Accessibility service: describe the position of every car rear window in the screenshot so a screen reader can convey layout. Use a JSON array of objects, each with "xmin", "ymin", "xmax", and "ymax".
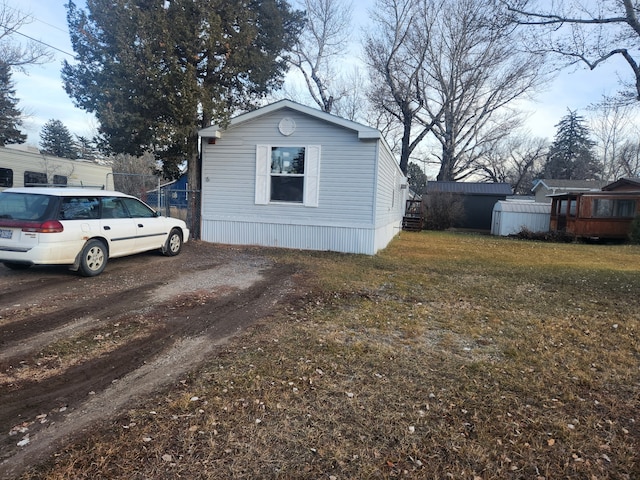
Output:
[{"xmin": 0, "ymin": 192, "xmax": 59, "ymax": 221}]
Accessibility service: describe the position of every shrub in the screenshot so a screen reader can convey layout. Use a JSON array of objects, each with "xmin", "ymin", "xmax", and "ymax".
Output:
[
  {"xmin": 423, "ymin": 192, "xmax": 465, "ymax": 230},
  {"xmin": 511, "ymin": 227, "xmax": 576, "ymax": 243}
]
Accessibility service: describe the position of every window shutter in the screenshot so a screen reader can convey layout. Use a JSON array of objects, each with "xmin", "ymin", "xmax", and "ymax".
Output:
[
  {"xmin": 255, "ymin": 145, "xmax": 270, "ymax": 205},
  {"xmin": 304, "ymin": 145, "xmax": 321, "ymax": 207}
]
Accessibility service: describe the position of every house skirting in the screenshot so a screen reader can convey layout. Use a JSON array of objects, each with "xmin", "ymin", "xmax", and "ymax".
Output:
[{"xmin": 200, "ymin": 219, "xmax": 401, "ymax": 255}]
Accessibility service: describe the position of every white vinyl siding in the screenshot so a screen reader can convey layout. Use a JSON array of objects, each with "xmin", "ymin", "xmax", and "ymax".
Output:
[
  {"xmin": 202, "ymin": 110, "xmax": 375, "ymax": 227},
  {"xmin": 0, "ymin": 146, "xmax": 114, "ymax": 191},
  {"xmin": 200, "ymin": 103, "xmax": 405, "ymax": 255}
]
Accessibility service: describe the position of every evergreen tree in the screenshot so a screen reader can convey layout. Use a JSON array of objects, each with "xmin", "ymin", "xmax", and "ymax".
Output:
[
  {"xmin": 543, "ymin": 110, "xmax": 602, "ymax": 180},
  {"xmin": 0, "ymin": 62, "xmax": 26, "ymax": 146},
  {"xmin": 40, "ymin": 119, "xmax": 78, "ymax": 159},
  {"xmin": 76, "ymin": 135, "xmax": 99, "ymax": 161},
  {"xmin": 407, "ymin": 162, "xmax": 428, "ymax": 195},
  {"xmin": 62, "ymin": 0, "xmax": 304, "ymax": 178}
]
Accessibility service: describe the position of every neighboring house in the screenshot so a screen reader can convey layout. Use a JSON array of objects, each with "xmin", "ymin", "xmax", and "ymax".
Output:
[
  {"xmin": 491, "ymin": 200, "xmax": 551, "ymax": 236},
  {"xmin": 0, "ymin": 145, "xmax": 113, "ymax": 191},
  {"xmin": 146, "ymin": 174, "xmax": 189, "ymax": 211},
  {"xmin": 531, "ymin": 179, "xmax": 607, "ymax": 203},
  {"xmin": 549, "ymin": 190, "xmax": 640, "ymax": 239},
  {"xmin": 602, "ymin": 177, "xmax": 640, "ymax": 192},
  {"xmin": 197, "ymin": 99, "xmax": 407, "ymax": 255},
  {"xmin": 426, "ymin": 181, "xmax": 513, "ymax": 231},
  {"xmin": 546, "ymin": 177, "xmax": 640, "ymax": 239}
]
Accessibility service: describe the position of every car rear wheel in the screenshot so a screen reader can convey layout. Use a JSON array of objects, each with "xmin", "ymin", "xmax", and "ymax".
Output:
[
  {"xmin": 163, "ymin": 228, "xmax": 182, "ymax": 256},
  {"xmin": 79, "ymin": 239, "xmax": 107, "ymax": 276},
  {"xmin": 3, "ymin": 262, "xmax": 31, "ymax": 270}
]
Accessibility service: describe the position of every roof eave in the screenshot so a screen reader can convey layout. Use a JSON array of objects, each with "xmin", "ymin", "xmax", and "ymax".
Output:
[{"xmin": 197, "ymin": 99, "xmax": 381, "ymax": 139}]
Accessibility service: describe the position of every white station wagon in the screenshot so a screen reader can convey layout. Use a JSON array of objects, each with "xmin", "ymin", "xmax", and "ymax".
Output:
[{"xmin": 0, "ymin": 188, "xmax": 190, "ymax": 276}]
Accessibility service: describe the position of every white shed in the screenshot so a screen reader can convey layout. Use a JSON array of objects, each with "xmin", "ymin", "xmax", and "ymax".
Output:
[
  {"xmin": 491, "ymin": 200, "xmax": 551, "ymax": 236},
  {"xmin": 198, "ymin": 99, "xmax": 407, "ymax": 255}
]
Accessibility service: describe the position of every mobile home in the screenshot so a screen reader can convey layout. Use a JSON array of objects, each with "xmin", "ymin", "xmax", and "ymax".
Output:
[
  {"xmin": 549, "ymin": 191, "xmax": 640, "ymax": 239},
  {"xmin": 0, "ymin": 146, "xmax": 113, "ymax": 191},
  {"xmin": 198, "ymin": 99, "xmax": 407, "ymax": 255}
]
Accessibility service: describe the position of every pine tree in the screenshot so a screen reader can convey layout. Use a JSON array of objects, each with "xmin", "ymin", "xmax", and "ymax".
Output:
[
  {"xmin": 40, "ymin": 119, "xmax": 78, "ymax": 159},
  {"xmin": 76, "ymin": 135, "xmax": 99, "ymax": 161},
  {"xmin": 62, "ymin": 0, "xmax": 304, "ymax": 177},
  {"xmin": 407, "ymin": 162, "xmax": 428, "ymax": 195},
  {"xmin": 0, "ymin": 62, "xmax": 26, "ymax": 146},
  {"xmin": 543, "ymin": 110, "xmax": 602, "ymax": 180}
]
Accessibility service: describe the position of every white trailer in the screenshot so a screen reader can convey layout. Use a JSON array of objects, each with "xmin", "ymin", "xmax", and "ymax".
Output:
[{"xmin": 0, "ymin": 146, "xmax": 114, "ymax": 191}]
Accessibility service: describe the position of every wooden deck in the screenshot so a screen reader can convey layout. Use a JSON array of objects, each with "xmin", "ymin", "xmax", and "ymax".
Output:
[{"xmin": 402, "ymin": 200, "xmax": 423, "ymax": 231}]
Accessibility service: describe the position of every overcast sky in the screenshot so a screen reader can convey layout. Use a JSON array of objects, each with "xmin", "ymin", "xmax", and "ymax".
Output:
[{"xmin": 6, "ymin": 0, "xmax": 633, "ymax": 147}]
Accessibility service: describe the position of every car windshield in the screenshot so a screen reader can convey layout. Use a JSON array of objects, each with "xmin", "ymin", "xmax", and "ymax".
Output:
[{"xmin": 0, "ymin": 192, "xmax": 59, "ymax": 221}]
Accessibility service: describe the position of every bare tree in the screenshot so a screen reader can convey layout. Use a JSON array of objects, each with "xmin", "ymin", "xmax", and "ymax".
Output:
[
  {"xmin": 0, "ymin": 1, "xmax": 52, "ymax": 71},
  {"xmin": 364, "ymin": 0, "xmax": 545, "ymax": 178},
  {"xmin": 364, "ymin": 0, "xmax": 442, "ymax": 174},
  {"xmin": 588, "ymin": 97, "xmax": 638, "ymax": 180},
  {"xmin": 417, "ymin": 0, "xmax": 546, "ymax": 181},
  {"xmin": 331, "ymin": 66, "xmax": 370, "ymax": 122},
  {"xmin": 617, "ymin": 139, "xmax": 640, "ymax": 177},
  {"xmin": 475, "ymin": 134, "xmax": 548, "ymax": 194},
  {"xmin": 504, "ymin": 0, "xmax": 640, "ymax": 102},
  {"xmin": 110, "ymin": 152, "xmax": 161, "ymax": 198},
  {"xmin": 289, "ymin": 0, "xmax": 354, "ymax": 114}
]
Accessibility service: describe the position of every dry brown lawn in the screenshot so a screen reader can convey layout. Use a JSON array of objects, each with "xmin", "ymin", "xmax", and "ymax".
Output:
[{"xmin": 20, "ymin": 232, "xmax": 640, "ymax": 479}]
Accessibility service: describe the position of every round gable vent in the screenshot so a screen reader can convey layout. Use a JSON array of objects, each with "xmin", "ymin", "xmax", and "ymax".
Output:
[{"xmin": 278, "ymin": 117, "xmax": 296, "ymax": 136}]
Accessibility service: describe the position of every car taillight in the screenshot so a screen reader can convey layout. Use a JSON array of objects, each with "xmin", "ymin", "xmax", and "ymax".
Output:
[{"xmin": 22, "ymin": 220, "xmax": 64, "ymax": 233}]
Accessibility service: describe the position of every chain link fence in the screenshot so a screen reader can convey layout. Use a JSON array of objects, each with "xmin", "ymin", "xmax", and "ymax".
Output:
[{"xmin": 110, "ymin": 172, "xmax": 200, "ymax": 238}]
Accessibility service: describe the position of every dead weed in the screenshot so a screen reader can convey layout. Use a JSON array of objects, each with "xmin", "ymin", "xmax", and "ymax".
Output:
[{"xmin": 19, "ymin": 232, "xmax": 640, "ymax": 479}]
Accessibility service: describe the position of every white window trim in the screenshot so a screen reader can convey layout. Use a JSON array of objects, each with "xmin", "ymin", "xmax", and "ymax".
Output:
[{"xmin": 255, "ymin": 144, "xmax": 321, "ymax": 207}]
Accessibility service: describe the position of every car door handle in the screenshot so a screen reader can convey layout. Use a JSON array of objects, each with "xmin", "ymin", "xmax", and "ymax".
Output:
[
  {"xmin": 103, "ymin": 226, "xmax": 111, "ymax": 231},
  {"xmin": 138, "ymin": 224, "xmax": 144, "ymax": 228}
]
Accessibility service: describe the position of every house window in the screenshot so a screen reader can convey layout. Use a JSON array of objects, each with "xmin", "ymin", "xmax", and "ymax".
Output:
[
  {"xmin": 24, "ymin": 171, "xmax": 47, "ymax": 186},
  {"xmin": 616, "ymin": 200, "xmax": 636, "ymax": 217},
  {"xmin": 593, "ymin": 198, "xmax": 636, "ymax": 218},
  {"xmin": 255, "ymin": 144, "xmax": 321, "ymax": 207},
  {"xmin": 271, "ymin": 147, "xmax": 305, "ymax": 203},
  {"xmin": 558, "ymin": 199, "xmax": 576, "ymax": 217},
  {"xmin": 594, "ymin": 199, "xmax": 612, "ymax": 217},
  {"xmin": 0, "ymin": 168, "xmax": 13, "ymax": 187}
]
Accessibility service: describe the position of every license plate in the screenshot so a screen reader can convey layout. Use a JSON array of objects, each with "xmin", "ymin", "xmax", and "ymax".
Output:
[{"xmin": 0, "ymin": 229, "xmax": 13, "ymax": 239}]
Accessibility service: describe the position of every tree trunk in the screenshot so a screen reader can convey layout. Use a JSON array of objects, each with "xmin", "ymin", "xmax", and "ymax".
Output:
[
  {"xmin": 187, "ymin": 129, "xmax": 201, "ymax": 240},
  {"xmin": 399, "ymin": 109, "xmax": 413, "ymax": 175}
]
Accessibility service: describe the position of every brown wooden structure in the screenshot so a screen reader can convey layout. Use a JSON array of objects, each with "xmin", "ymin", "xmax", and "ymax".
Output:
[
  {"xmin": 402, "ymin": 199, "xmax": 424, "ymax": 231},
  {"xmin": 549, "ymin": 190, "xmax": 640, "ymax": 239}
]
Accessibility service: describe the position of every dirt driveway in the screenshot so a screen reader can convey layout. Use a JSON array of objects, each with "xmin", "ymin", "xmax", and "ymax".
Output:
[{"xmin": 0, "ymin": 241, "xmax": 297, "ymax": 479}]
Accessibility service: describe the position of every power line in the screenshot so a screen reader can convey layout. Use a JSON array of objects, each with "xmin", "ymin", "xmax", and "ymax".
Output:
[
  {"xmin": 11, "ymin": 29, "xmax": 75, "ymax": 57},
  {"xmin": 4, "ymin": 3, "xmax": 75, "ymax": 57},
  {"xmin": 31, "ymin": 15, "xmax": 69, "ymax": 35}
]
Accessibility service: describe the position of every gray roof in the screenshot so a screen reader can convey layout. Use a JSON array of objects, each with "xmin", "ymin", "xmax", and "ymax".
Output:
[
  {"xmin": 531, "ymin": 179, "xmax": 608, "ymax": 192},
  {"xmin": 602, "ymin": 177, "xmax": 640, "ymax": 190},
  {"xmin": 427, "ymin": 181, "xmax": 513, "ymax": 195}
]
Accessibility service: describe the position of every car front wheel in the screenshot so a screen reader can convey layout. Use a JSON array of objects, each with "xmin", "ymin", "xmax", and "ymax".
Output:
[
  {"xmin": 163, "ymin": 228, "xmax": 182, "ymax": 256},
  {"xmin": 79, "ymin": 239, "xmax": 107, "ymax": 276}
]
